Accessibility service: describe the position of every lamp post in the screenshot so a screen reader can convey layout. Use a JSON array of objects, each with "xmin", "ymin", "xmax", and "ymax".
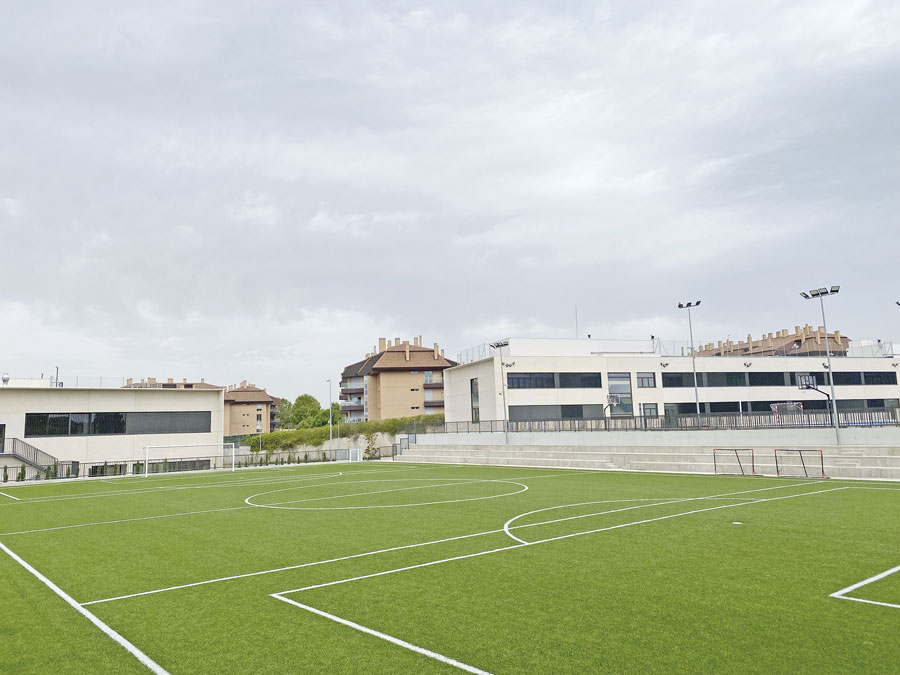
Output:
[
  {"xmin": 677, "ymin": 301, "xmax": 702, "ymax": 429},
  {"xmin": 326, "ymin": 379, "xmax": 333, "ymax": 459},
  {"xmin": 800, "ymin": 287, "xmax": 841, "ymax": 445},
  {"xmin": 499, "ymin": 360, "xmax": 516, "ymax": 444}
]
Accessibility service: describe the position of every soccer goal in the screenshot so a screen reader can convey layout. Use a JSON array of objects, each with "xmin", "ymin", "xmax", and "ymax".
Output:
[
  {"xmin": 713, "ymin": 448, "xmax": 756, "ymax": 476},
  {"xmin": 139, "ymin": 443, "xmax": 236, "ymax": 477},
  {"xmin": 771, "ymin": 401, "xmax": 804, "ymax": 427},
  {"xmin": 774, "ymin": 448, "xmax": 827, "ymax": 478}
]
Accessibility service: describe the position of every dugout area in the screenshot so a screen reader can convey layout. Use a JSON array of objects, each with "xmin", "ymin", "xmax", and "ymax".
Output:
[{"xmin": 1, "ymin": 462, "xmax": 898, "ymax": 674}]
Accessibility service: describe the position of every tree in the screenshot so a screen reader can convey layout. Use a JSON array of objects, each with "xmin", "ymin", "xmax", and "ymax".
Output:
[{"xmin": 293, "ymin": 394, "xmax": 321, "ymax": 426}]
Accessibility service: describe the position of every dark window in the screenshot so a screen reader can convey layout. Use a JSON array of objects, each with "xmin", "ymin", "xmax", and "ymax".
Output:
[
  {"xmin": 748, "ymin": 372, "xmax": 786, "ymax": 387},
  {"xmin": 125, "ymin": 412, "xmax": 209, "ymax": 435},
  {"xmin": 509, "ymin": 405, "xmax": 561, "ymax": 421},
  {"xmin": 48, "ymin": 414, "xmax": 70, "ymax": 436},
  {"xmin": 69, "ymin": 413, "xmax": 91, "ymax": 436},
  {"xmin": 561, "ymin": 405, "xmax": 584, "ymax": 419},
  {"xmin": 608, "ymin": 373, "xmax": 633, "ymax": 415},
  {"xmin": 470, "ymin": 378, "xmax": 479, "ymax": 422},
  {"xmin": 636, "ymin": 373, "xmax": 656, "ymax": 388},
  {"xmin": 676, "ymin": 403, "xmax": 697, "ymax": 414},
  {"xmin": 558, "ymin": 373, "xmax": 602, "ymax": 388},
  {"xmin": 24, "ymin": 413, "xmax": 49, "ymax": 437},
  {"xmin": 867, "ymin": 399, "xmax": 886, "ymax": 409},
  {"xmin": 507, "ymin": 372, "xmax": 556, "ymax": 389},
  {"xmin": 864, "ymin": 372, "xmax": 898, "ymax": 386},
  {"xmin": 837, "ymin": 399, "xmax": 866, "ymax": 411},
  {"xmin": 662, "ymin": 373, "xmax": 695, "ymax": 388},
  {"xmin": 831, "ymin": 372, "xmax": 862, "ymax": 386},
  {"xmin": 708, "ymin": 401, "xmax": 740, "ymax": 413},
  {"xmin": 750, "ymin": 400, "xmax": 777, "ymax": 412},
  {"xmin": 706, "ymin": 372, "xmax": 746, "ymax": 387},
  {"xmin": 91, "ymin": 413, "xmax": 127, "ymax": 435}
]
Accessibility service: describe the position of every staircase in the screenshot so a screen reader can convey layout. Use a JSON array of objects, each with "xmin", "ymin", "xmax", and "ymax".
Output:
[{"xmin": 1, "ymin": 438, "xmax": 59, "ymax": 470}]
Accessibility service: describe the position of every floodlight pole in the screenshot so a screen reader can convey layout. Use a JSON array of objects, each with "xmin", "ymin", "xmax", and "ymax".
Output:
[
  {"xmin": 801, "ymin": 288, "xmax": 841, "ymax": 445},
  {"xmin": 818, "ymin": 295, "xmax": 840, "ymax": 446},
  {"xmin": 500, "ymin": 360, "xmax": 515, "ymax": 444},
  {"xmin": 678, "ymin": 301, "xmax": 702, "ymax": 429}
]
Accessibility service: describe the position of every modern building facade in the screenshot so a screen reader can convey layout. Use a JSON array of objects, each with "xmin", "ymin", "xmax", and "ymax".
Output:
[
  {"xmin": 340, "ymin": 337, "xmax": 457, "ymax": 421},
  {"xmin": 444, "ymin": 338, "xmax": 900, "ymax": 424},
  {"xmin": 0, "ymin": 386, "xmax": 225, "ymax": 468},
  {"xmin": 124, "ymin": 378, "xmax": 280, "ymax": 435}
]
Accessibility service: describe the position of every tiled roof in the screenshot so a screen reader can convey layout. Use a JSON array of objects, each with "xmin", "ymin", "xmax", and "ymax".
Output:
[
  {"xmin": 224, "ymin": 387, "xmax": 279, "ymax": 404},
  {"xmin": 342, "ymin": 344, "xmax": 457, "ymax": 377}
]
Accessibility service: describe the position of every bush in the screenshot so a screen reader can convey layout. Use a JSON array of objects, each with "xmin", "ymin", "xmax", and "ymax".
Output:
[
  {"xmin": 17, "ymin": 463, "xmax": 26, "ymax": 482},
  {"xmin": 2, "ymin": 465, "xmax": 7, "ymax": 483}
]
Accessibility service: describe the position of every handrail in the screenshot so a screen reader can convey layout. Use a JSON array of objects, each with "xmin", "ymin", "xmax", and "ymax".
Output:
[{"xmin": 0, "ymin": 438, "xmax": 59, "ymax": 468}]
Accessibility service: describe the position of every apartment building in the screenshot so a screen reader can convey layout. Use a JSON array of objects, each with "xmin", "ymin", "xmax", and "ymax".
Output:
[
  {"xmin": 695, "ymin": 325, "xmax": 849, "ymax": 357},
  {"xmin": 444, "ymin": 337, "xmax": 900, "ymax": 423},
  {"xmin": 340, "ymin": 337, "xmax": 457, "ymax": 422}
]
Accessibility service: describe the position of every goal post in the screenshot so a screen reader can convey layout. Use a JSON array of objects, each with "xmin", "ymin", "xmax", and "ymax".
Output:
[
  {"xmin": 713, "ymin": 448, "xmax": 756, "ymax": 476},
  {"xmin": 141, "ymin": 443, "xmax": 236, "ymax": 477},
  {"xmin": 774, "ymin": 448, "xmax": 827, "ymax": 478}
]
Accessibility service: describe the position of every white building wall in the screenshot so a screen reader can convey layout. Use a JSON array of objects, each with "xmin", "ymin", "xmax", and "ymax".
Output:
[
  {"xmin": 0, "ymin": 388, "xmax": 224, "ymax": 462},
  {"xmin": 444, "ymin": 352, "xmax": 900, "ymax": 422}
]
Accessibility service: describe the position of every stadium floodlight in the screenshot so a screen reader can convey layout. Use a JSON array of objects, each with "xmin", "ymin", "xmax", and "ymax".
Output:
[
  {"xmin": 500, "ymin": 360, "xmax": 516, "ymax": 444},
  {"xmin": 677, "ymin": 300, "xmax": 702, "ymax": 428},
  {"xmin": 801, "ymin": 286, "xmax": 841, "ymax": 445}
]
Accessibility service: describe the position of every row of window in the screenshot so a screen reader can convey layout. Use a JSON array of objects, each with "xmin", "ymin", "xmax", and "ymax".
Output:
[
  {"xmin": 661, "ymin": 371, "xmax": 898, "ymax": 388},
  {"xmin": 24, "ymin": 411, "xmax": 212, "ymax": 437},
  {"xmin": 509, "ymin": 399, "xmax": 900, "ymax": 421},
  {"xmin": 507, "ymin": 370, "xmax": 898, "ymax": 389}
]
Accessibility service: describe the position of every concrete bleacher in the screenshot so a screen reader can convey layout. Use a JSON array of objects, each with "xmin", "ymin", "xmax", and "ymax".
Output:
[{"xmin": 395, "ymin": 428, "xmax": 900, "ymax": 480}]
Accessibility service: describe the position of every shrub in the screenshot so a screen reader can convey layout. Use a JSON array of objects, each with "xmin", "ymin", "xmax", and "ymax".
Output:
[
  {"xmin": 17, "ymin": 463, "xmax": 26, "ymax": 482},
  {"xmin": 2, "ymin": 465, "xmax": 7, "ymax": 483}
]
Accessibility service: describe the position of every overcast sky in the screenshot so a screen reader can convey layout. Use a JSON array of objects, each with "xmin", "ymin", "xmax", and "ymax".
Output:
[{"xmin": 2, "ymin": 1, "xmax": 899, "ymax": 400}]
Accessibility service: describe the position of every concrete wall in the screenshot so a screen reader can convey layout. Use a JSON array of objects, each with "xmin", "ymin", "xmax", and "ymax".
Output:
[
  {"xmin": 400, "ymin": 427, "xmax": 900, "ymax": 480},
  {"xmin": 0, "ymin": 387, "xmax": 224, "ymax": 462}
]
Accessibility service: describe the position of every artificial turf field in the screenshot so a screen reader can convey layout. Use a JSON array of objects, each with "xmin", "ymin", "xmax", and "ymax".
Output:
[{"xmin": 1, "ymin": 461, "xmax": 898, "ymax": 674}]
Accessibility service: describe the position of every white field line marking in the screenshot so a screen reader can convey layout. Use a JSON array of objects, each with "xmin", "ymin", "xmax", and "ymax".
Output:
[
  {"xmin": 0, "ymin": 465, "xmax": 428, "ymax": 506},
  {"xmin": 0, "ymin": 472, "xmax": 346, "ymax": 505},
  {"xmin": 0, "ymin": 505, "xmax": 253, "ymax": 537},
  {"xmin": 2, "ymin": 473, "xmax": 577, "ymax": 536},
  {"xmin": 0, "ymin": 491, "xmax": 21, "ymax": 501},
  {"xmin": 248, "ymin": 479, "xmax": 529, "ymax": 510},
  {"xmin": 830, "ymin": 564, "xmax": 900, "ymax": 609},
  {"xmin": 271, "ymin": 593, "xmax": 492, "ymax": 675},
  {"xmin": 278, "ymin": 487, "xmax": 846, "ymax": 595},
  {"xmin": 0, "ymin": 540, "xmax": 168, "ymax": 674},
  {"xmin": 497, "ymin": 481, "xmax": 823, "ymax": 544},
  {"xmin": 80, "ymin": 481, "xmax": 822, "ymax": 605}
]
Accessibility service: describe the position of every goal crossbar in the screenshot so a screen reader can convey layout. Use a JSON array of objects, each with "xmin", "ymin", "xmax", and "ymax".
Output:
[
  {"xmin": 774, "ymin": 448, "xmax": 827, "ymax": 478},
  {"xmin": 713, "ymin": 448, "xmax": 756, "ymax": 476}
]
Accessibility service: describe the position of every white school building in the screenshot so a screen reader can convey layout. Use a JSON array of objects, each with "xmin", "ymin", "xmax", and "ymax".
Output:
[
  {"xmin": 0, "ymin": 386, "xmax": 225, "ymax": 473},
  {"xmin": 444, "ymin": 338, "xmax": 900, "ymax": 425}
]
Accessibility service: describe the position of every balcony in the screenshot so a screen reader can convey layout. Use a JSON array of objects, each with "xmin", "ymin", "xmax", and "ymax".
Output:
[
  {"xmin": 341, "ymin": 403, "xmax": 363, "ymax": 412},
  {"xmin": 424, "ymin": 400, "xmax": 444, "ymax": 408},
  {"xmin": 423, "ymin": 382, "xmax": 443, "ymax": 389},
  {"xmin": 341, "ymin": 387, "xmax": 363, "ymax": 396}
]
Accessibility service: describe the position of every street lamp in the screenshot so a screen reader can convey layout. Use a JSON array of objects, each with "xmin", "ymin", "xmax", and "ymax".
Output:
[
  {"xmin": 677, "ymin": 301, "xmax": 702, "ymax": 428},
  {"xmin": 800, "ymin": 286, "xmax": 841, "ymax": 445},
  {"xmin": 326, "ymin": 379, "xmax": 333, "ymax": 459}
]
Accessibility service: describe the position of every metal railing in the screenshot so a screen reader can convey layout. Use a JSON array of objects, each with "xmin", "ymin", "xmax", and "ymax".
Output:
[
  {"xmin": 419, "ymin": 409, "xmax": 900, "ymax": 436},
  {"xmin": 1, "ymin": 438, "xmax": 59, "ymax": 468}
]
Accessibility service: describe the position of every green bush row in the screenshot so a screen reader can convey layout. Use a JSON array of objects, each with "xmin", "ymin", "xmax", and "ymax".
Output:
[{"xmin": 242, "ymin": 414, "xmax": 444, "ymax": 453}]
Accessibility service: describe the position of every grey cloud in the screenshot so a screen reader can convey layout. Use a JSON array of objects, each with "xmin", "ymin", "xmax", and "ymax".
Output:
[{"xmin": 1, "ymin": 1, "xmax": 898, "ymax": 398}]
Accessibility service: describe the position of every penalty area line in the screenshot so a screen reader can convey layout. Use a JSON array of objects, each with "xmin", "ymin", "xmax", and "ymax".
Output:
[
  {"xmin": 271, "ymin": 593, "xmax": 492, "ymax": 675},
  {"xmin": 830, "ymin": 564, "xmax": 900, "ymax": 609},
  {"xmin": 0, "ymin": 540, "xmax": 168, "ymax": 674},
  {"xmin": 0, "ymin": 491, "xmax": 20, "ymax": 501}
]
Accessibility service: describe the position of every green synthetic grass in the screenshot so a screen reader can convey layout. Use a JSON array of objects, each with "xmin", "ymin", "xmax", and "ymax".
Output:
[{"xmin": 0, "ymin": 462, "xmax": 898, "ymax": 674}]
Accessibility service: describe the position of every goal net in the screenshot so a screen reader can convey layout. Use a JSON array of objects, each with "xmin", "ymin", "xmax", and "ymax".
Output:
[
  {"xmin": 138, "ymin": 443, "xmax": 236, "ymax": 477},
  {"xmin": 774, "ymin": 449, "xmax": 827, "ymax": 478},
  {"xmin": 713, "ymin": 448, "xmax": 756, "ymax": 476},
  {"xmin": 771, "ymin": 402, "xmax": 804, "ymax": 426}
]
